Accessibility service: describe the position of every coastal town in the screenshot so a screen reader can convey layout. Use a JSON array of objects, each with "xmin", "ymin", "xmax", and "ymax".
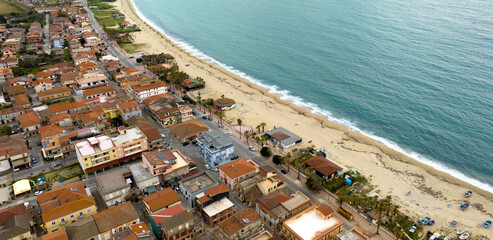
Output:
[{"xmin": 0, "ymin": 0, "xmax": 491, "ymax": 240}]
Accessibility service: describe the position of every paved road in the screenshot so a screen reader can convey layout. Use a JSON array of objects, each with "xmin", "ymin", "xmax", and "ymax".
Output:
[{"xmin": 43, "ymin": 14, "xmax": 51, "ymax": 54}]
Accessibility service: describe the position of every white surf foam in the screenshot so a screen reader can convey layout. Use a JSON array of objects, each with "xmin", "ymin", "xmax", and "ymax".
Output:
[{"xmin": 130, "ymin": 0, "xmax": 493, "ymax": 194}]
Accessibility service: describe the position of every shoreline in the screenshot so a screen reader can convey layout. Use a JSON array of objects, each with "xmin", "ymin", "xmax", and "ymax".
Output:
[{"xmin": 112, "ymin": 0, "xmax": 493, "ymax": 234}]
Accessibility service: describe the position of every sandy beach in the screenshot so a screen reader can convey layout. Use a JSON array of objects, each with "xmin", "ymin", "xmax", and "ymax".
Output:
[{"xmin": 112, "ymin": 0, "xmax": 492, "ymax": 235}]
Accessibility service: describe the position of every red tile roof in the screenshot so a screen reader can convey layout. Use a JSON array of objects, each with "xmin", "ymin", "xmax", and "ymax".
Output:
[
  {"xmin": 151, "ymin": 204, "xmax": 184, "ymax": 224},
  {"xmin": 219, "ymin": 158, "xmax": 257, "ymax": 180},
  {"xmin": 143, "ymin": 188, "xmax": 180, "ymax": 212},
  {"xmin": 18, "ymin": 112, "xmax": 40, "ymax": 128},
  {"xmin": 305, "ymin": 156, "xmax": 343, "ymax": 177}
]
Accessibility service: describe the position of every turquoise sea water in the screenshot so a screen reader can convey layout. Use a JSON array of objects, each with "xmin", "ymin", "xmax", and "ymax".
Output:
[{"xmin": 132, "ymin": 0, "xmax": 493, "ymax": 191}]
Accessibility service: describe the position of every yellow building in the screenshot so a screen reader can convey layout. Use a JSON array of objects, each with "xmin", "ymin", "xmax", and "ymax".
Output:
[
  {"xmin": 38, "ymin": 87, "xmax": 71, "ymax": 102},
  {"xmin": 103, "ymin": 106, "xmax": 120, "ymax": 120},
  {"xmin": 75, "ymin": 136, "xmax": 117, "ymax": 172},
  {"xmin": 257, "ymin": 175, "xmax": 285, "ymax": 195},
  {"xmin": 37, "ymin": 181, "xmax": 97, "ymax": 233}
]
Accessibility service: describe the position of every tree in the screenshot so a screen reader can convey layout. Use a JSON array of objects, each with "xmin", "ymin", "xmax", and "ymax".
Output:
[
  {"xmin": 196, "ymin": 93, "xmax": 202, "ymax": 111},
  {"xmin": 136, "ymin": 58, "xmax": 143, "ymax": 63},
  {"xmin": 305, "ymin": 176, "xmax": 322, "ymax": 191},
  {"xmin": 260, "ymin": 134, "xmax": 269, "ymax": 147},
  {"xmin": 336, "ymin": 197, "xmax": 344, "ymax": 208},
  {"xmin": 260, "ymin": 147, "xmax": 272, "ymax": 158},
  {"xmin": 272, "ymin": 155, "xmax": 283, "ymax": 165},
  {"xmin": 237, "ymin": 119, "xmax": 243, "ymax": 138},
  {"xmin": 284, "ymin": 152, "xmax": 292, "ymax": 172},
  {"xmin": 244, "ymin": 131, "xmax": 250, "ymax": 144},
  {"xmin": 260, "ymin": 122, "xmax": 266, "ymax": 132},
  {"xmin": 215, "ymin": 111, "xmax": 225, "ymax": 125},
  {"xmin": 0, "ymin": 125, "xmax": 11, "ymax": 136},
  {"xmin": 295, "ymin": 160, "xmax": 304, "ymax": 179},
  {"xmin": 305, "ymin": 167, "xmax": 314, "ymax": 178},
  {"xmin": 255, "ymin": 124, "xmax": 261, "ymax": 133}
]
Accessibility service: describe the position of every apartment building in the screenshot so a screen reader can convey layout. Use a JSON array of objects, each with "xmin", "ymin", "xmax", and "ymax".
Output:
[{"xmin": 128, "ymin": 81, "xmax": 168, "ymax": 103}]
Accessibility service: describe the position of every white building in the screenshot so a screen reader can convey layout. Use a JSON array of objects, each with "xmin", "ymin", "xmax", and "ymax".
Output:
[
  {"xmin": 197, "ymin": 131, "xmax": 234, "ymax": 167},
  {"xmin": 128, "ymin": 81, "xmax": 168, "ymax": 103}
]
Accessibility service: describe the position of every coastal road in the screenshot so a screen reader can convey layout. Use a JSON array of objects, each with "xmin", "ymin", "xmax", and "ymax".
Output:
[{"xmin": 43, "ymin": 14, "xmax": 51, "ymax": 54}]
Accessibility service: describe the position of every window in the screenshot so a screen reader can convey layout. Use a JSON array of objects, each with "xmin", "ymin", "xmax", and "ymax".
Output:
[
  {"xmin": 51, "ymin": 221, "xmax": 56, "ymax": 226},
  {"xmin": 70, "ymin": 214, "xmax": 75, "ymax": 219},
  {"xmin": 78, "ymin": 211, "xmax": 84, "ymax": 217},
  {"xmin": 87, "ymin": 208, "xmax": 92, "ymax": 213},
  {"xmin": 60, "ymin": 218, "xmax": 66, "ymax": 224}
]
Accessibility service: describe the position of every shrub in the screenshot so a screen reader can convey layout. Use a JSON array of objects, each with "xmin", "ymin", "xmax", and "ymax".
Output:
[
  {"xmin": 272, "ymin": 155, "xmax": 283, "ymax": 165},
  {"xmin": 260, "ymin": 147, "xmax": 272, "ymax": 158},
  {"xmin": 306, "ymin": 176, "xmax": 323, "ymax": 191}
]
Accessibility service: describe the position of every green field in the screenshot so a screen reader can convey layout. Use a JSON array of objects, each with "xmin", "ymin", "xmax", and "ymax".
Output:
[
  {"xmin": 121, "ymin": 43, "xmax": 148, "ymax": 54},
  {"xmin": 0, "ymin": 0, "xmax": 30, "ymax": 15}
]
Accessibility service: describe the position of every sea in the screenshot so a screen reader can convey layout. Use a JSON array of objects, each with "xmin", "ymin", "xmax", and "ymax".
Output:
[{"xmin": 131, "ymin": 0, "xmax": 493, "ymax": 192}]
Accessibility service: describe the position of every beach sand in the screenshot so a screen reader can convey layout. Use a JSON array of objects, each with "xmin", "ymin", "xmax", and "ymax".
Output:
[{"xmin": 112, "ymin": 0, "xmax": 493, "ymax": 235}]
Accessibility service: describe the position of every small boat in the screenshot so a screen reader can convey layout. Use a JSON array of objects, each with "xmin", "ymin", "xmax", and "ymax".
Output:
[
  {"xmin": 409, "ymin": 226, "xmax": 416, "ymax": 233},
  {"xmin": 484, "ymin": 220, "xmax": 492, "ymax": 228},
  {"xmin": 465, "ymin": 190, "xmax": 472, "ymax": 197},
  {"xmin": 451, "ymin": 221, "xmax": 457, "ymax": 227},
  {"xmin": 457, "ymin": 230, "xmax": 464, "ymax": 235},
  {"xmin": 421, "ymin": 216, "xmax": 431, "ymax": 224},
  {"xmin": 460, "ymin": 203, "xmax": 470, "ymax": 210},
  {"xmin": 428, "ymin": 220, "xmax": 435, "ymax": 225},
  {"xmin": 459, "ymin": 231, "xmax": 470, "ymax": 240}
]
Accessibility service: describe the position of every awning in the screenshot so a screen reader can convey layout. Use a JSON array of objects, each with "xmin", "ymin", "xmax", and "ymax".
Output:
[{"xmin": 13, "ymin": 179, "xmax": 31, "ymax": 195}]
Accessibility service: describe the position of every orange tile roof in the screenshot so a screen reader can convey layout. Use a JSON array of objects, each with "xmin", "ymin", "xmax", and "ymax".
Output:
[
  {"xmin": 37, "ymin": 229, "xmax": 68, "ymax": 240},
  {"xmin": 117, "ymin": 100, "xmax": 140, "ymax": 113},
  {"xmin": 130, "ymin": 81, "xmax": 167, "ymax": 92},
  {"xmin": 33, "ymin": 78, "xmax": 53, "ymax": 86},
  {"xmin": 38, "ymin": 86, "xmax": 71, "ymax": 98},
  {"xmin": 13, "ymin": 94, "xmax": 30, "ymax": 107},
  {"xmin": 168, "ymin": 119, "xmax": 209, "ymax": 140},
  {"xmin": 39, "ymin": 124, "xmax": 63, "ymax": 138},
  {"xmin": 48, "ymin": 101, "xmax": 86, "ymax": 114},
  {"xmin": 129, "ymin": 222, "xmax": 150, "ymax": 235},
  {"xmin": 143, "ymin": 188, "xmax": 180, "ymax": 212},
  {"xmin": 142, "ymin": 93, "xmax": 175, "ymax": 106},
  {"xmin": 35, "ymin": 71, "xmax": 55, "ymax": 79},
  {"xmin": 0, "ymin": 68, "xmax": 13, "ymax": 74},
  {"xmin": 204, "ymin": 184, "xmax": 229, "ymax": 197},
  {"xmin": 18, "ymin": 112, "xmax": 40, "ymax": 128},
  {"xmin": 218, "ymin": 208, "xmax": 261, "ymax": 236},
  {"xmin": 82, "ymin": 85, "xmax": 115, "ymax": 97},
  {"xmin": 219, "ymin": 158, "xmax": 257, "ymax": 180},
  {"xmin": 48, "ymin": 112, "xmax": 70, "ymax": 123},
  {"xmin": 93, "ymin": 202, "xmax": 139, "ymax": 233}
]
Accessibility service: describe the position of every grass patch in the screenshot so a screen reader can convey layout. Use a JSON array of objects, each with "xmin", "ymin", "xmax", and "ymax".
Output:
[
  {"xmin": 0, "ymin": 0, "xmax": 30, "ymax": 15},
  {"xmin": 121, "ymin": 43, "xmax": 147, "ymax": 53},
  {"xmin": 29, "ymin": 163, "xmax": 84, "ymax": 185}
]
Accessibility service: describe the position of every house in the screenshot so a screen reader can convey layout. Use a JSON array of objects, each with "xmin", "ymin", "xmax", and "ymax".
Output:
[
  {"xmin": 0, "ymin": 204, "xmax": 34, "ymax": 240},
  {"xmin": 127, "ymin": 81, "xmax": 168, "ymax": 103},
  {"xmin": 0, "ymin": 57, "xmax": 18, "ymax": 68},
  {"xmin": 281, "ymin": 204, "xmax": 344, "ymax": 240},
  {"xmin": 37, "ymin": 181, "xmax": 97, "ymax": 233},
  {"xmin": 83, "ymin": 85, "xmax": 117, "ymax": 99},
  {"xmin": 35, "ymin": 71, "xmax": 56, "ymax": 81},
  {"xmin": 168, "ymin": 119, "xmax": 209, "ymax": 143},
  {"xmin": 96, "ymin": 167, "xmax": 131, "ymax": 207},
  {"xmin": 142, "ymin": 149, "xmax": 192, "ymax": 182},
  {"xmin": 196, "ymin": 184, "xmax": 230, "ymax": 208},
  {"xmin": 197, "ymin": 130, "xmax": 235, "ymax": 167},
  {"xmin": 117, "ymin": 100, "xmax": 141, "ymax": 120},
  {"xmin": 13, "ymin": 94, "xmax": 31, "ymax": 109},
  {"xmin": 75, "ymin": 75, "xmax": 107, "ymax": 90},
  {"xmin": 143, "ymin": 188, "xmax": 180, "ymax": 215},
  {"xmin": 256, "ymin": 190, "xmax": 311, "ymax": 231},
  {"xmin": 37, "ymin": 229, "xmax": 69, "ymax": 240},
  {"xmin": 60, "ymin": 71, "xmax": 81, "ymax": 86},
  {"xmin": 84, "ymin": 36, "xmax": 104, "ymax": 48},
  {"xmin": 181, "ymin": 78, "xmax": 203, "ymax": 90},
  {"xmin": 33, "ymin": 78, "xmax": 54, "ymax": 93},
  {"xmin": 38, "ymin": 87, "xmax": 71, "ymax": 102},
  {"xmin": 129, "ymin": 222, "xmax": 151, "ymax": 238},
  {"xmin": 0, "ymin": 68, "xmax": 13, "ymax": 83},
  {"xmin": 0, "ymin": 134, "xmax": 30, "ymax": 172},
  {"xmin": 150, "ymin": 205, "xmax": 184, "ymax": 238},
  {"xmin": 257, "ymin": 174, "xmax": 285, "ymax": 196},
  {"xmin": 178, "ymin": 104, "xmax": 193, "ymax": 122},
  {"xmin": 202, "ymin": 197, "xmax": 236, "ymax": 227},
  {"xmin": 159, "ymin": 210, "xmax": 202, "ymax": 240},
  {"xmin": 92, "ymin": 202, "xmax": 141, "ymax": 240},
  {"xmin": 7, "ymin": 76, "xmax": 33, "ymax": 88},
  {"xmin": 216, "ymin": 209, "xmax": 262, "ymax": 240},
  {"xmin": 213, "ymin": 97, "xmax": 236, "ymax": 111},
  {"xmin": 64, "ymin": 215, "xmax": 100, "ymax": 240},
  {"xmin": 265, "ymin": 127, "xmax": 302, "ymax": 148},
  {"xmin": 179, "ymin": 171, "xmax": 218, "ymax": 207},
  {"xmin": 18, "ymin": 112, "xmax": 41, "ymax": 137},
  {"xmin": 127, "ymin": 116, "xmax": 165, "ymax": 150},
  {"xmin": 305, "ymin": 156, "xmax": 343, "ymax": 180},
  {"xmin": 219, "ymin": 158, "xmax": 259, "ymax": 190},
  {"xmin": 0, "ymin": 106, "xmax": 25, "ymax": 126},
  {"xmin": 111, "ymin": 127, "xmax": 148, "ymax": 160},
  {"xmin": 235, "ymin": 174, "xmax": 263, "ymax": 206},
  {"xmin": 129, "ymin": 162, "xmax": 160, "ymax": 191}
]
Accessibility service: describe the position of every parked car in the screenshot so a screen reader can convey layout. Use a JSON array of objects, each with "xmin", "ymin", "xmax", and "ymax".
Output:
[
  {"xmin": 37, "ymin": 142, "xmax": 41, "ymax": 146},
  {"xmin": 175, "ymin": 187, "xmax": 181, "ymax": 192},
  {"xmin": 231, "ymin": 154, "xmax": 239, "ymax": 160},
  {"xmin": 207, "ymin": 116, "xmax": 212, "ymax": 121},
  {"xmin": 281, "ymin": 169, "xmax": 288, "ymax": 174},
  {"xmin": 161, "ymin": 134, "xmax": 166, "ymax": 138},
  {"xmin": 192, "ymin": 140, "xmax": 198, "ymax": 145},
  {"xmin": 53, "ymin": 162, "xmax": 61, "ymax": 167},
  {"xmin": 202, "ymin": 115, "xmax": 208, "ymax": 119},
  {"xmin": 227, "ymin": 131, "xmax": 233, "ymax": 136},
  {"xmin": 34, "ymin": 191, "xmax": 43, "ymax": 196},
  {"xmin": 204, "ymin": 164, "xmax": 211, "ymax": 170},
  {"xmin": 218, "ymin": 124, "xmax": 223, "ymax": 128},
  {"xmin": 249, "ymin": 146, "xmax": 255, "ymax": 151},
  {"xmin": 31, "ymin": 157, "xmax": 37, "ymax": 164},
  {"xmin": 182, "ymin": 142, "xmax": 190, "ymax": 146},
  {"xmin": 213, "ymin": 167, "xmax": 219, "ymax": 172}
]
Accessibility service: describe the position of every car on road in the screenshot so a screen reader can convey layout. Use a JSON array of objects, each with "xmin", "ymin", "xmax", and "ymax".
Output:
[
  {"xmin": 53, "ymin": 162, "xmax": 61, "ymax": 168},
  {"xmin": 182, "ymin": 142, "xmax": 190, "ymax": 146},
  {"xmin": 231, "ymin": 154, "xmax": 239, "ymax": 160},
  {"xmin": 34, "ymin": 191, "xmax": 43, "ymax": 196},
  {"xmin": 227, "ymin": 131, "xmax": 233, "ymax": 136},
  {"xmin": 217, "ymin": 124, "xmax": 223, "ymax": 128},
  {"xmin": 175, "ymin": 187, "xmax": 180, "ymax": 192},
  {"xmin": 207, "ymin": 116, "xmax": 212, "ymax": 121},
  {"xmin": 213, "ymin": 167, "xmax": 219, "ymax": 172},
  {"xmin": 161, "ymin": 134, "xmax": 166, "ymax": 138},
  {"xmin": 192, "ymin": 140, "xmax": 198, "ymax": 145},
  {"xmin": 37, "ymin": 142, "xmax": 41, "ymax": 146},
  {"xmin": 192, "ymin": 111, "xmax": 196, "ymax": 115},
  {"xmin": 248, "ymin": 146, "xmax": 255, "ymax": 151},
  {"xmin": 31, "ymin": 157, "xmax": 37, "ymax": 164},
  {"xmin": 204, "ymin": 164, "xmax": 211, "ymax": 170},
  {"xmin": 202, "ymin": 115, "xmax": 208, "ymax": 119},
  {"xmin": 281, "ymin": 169, "xmax": 288, "ymax": 174}
]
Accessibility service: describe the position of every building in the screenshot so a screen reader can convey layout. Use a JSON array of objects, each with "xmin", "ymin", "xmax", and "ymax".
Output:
[
  {"xmin": 75, "ymin": 135, "xmax": 117, "ymax": 173},
  {"xmin": 128, "ymin": 81, "xmax": 167, "ymax": 103},
  {"xmin": 219, "ymin": 158, "xmax": 259, "ymax": 190},
  {"xmin": 281, "ymin": 204, "xmax": 344, "ymax": 240},
  {"xmin": 197, "ymin": 131, "xmax": 234, "ymax": 167},
  {"xmin": 33, "ymin": 78, "xmax": 53, "ymax": 93},
  {"xmin": 75, "ymin": 75, "xmax": 107, "ymax": 90},
  {"xmin": 202, "ymin": 197, "xmax": 236, "ymax": 227},
  {"xmin": 83, "ymin": 85, "xmax": 117, "ymax": 99},
  {"xmin": 127, "ymin": 116, "xmax": 165, "ymax": 150},
  {"xmin": 265, "ymin": 127, "xmax": 302, "ymax": 148},
  {"xmin": 129, "ymin": 162, "xmax": 160, "ymax": 191},
  {"xmin": 0, "ymin": 68, "xmax": 13, "ymax": 83},
  {"xmin": 38, "ymin": 87, "xmax": 71, "ymax": 102},
  {"xmin": 178, "ymin": 104, "xmax": 193, "ymax": 123},
  {"xmin": 96, "ymin": 167, "xmax": 131, "ymax": 207},
  {"xmin": 117, "ymin": 100, "xmax": 141, "ymax": 120},
  {"xmin": 257, "ymin": 174, "xmax": 285, "ymax": 195},
  {"xmin": 18, "ymin": 112, "xmax": 41, "ymax": 137},
  {"xmin": 179, "ymin": 172, "xmax": 218, "ymax": 207},
  {"xmin": 0, "ymin": 134, "xmax": 30, "ymax": 172},
  {"xmin": 142, "ymin": 149, "xmax": 192, "ymax": 181},
  {"xmin": 13, "ymin": 94, "xmax": 31, "ymax": 109},
  {"xmin": 168, "ymin": 119, "xmax": 209, "ymax": 143},
  {"xmin": 213, "ymin": 97, "xmax": 236, "ymax": 111},
  {"xmin": 37, "ymin": 229, "xmax": 69, "ymax": 240},
  {"xmin": 256, "ymin": 190, "xmax": 311, "ymax": 231},
  {"xmin": 35, "ymin": 71, "xmax": 56, "ymax": 81},
  {"xmin": 0, "ymin": 106, "xmax": 25, "ymax": 126},
  {"xmin": 64, "ymin": 216, "xmax": 100, "ymax": 240},
  {"xmin": 112, "ymin": 127, "xmax": 148, "ymax": 160},
  {"xmin": 216, "ymin": 208, "xmax": 262, "ymax": 240},
  {"xmin": 159, "ymin": 210, "xmax": 200, "ymax": 240},
  {"xmin": 143, "ymin": 188, "xmax": 181, "ymax": 215},
  {"xmin": 196, "ymin": 184, "xmax": 230, "ymax": 208},
  {"xmin": 37, "ymin": 181, "xmax": 97, "ymax": 233},
  {"xmin": 0, "ymin": 204, "xmax": 34, "ymax": 240},
  {"xmin": 305, "ymin": 156, "xmax": 343, "ymax": 180},
  {"xmin": 93, "ymin": 202, "xmax": 141, "ymax": 240}
]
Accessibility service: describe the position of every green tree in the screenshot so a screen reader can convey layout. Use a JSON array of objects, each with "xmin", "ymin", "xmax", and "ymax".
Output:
[
  {"xmin": 272, "ymin": 155, "xmax": 283, "ymax": 165},
  {"xmin": 237, "ymin": 119, "xmax": 243, "ymax": 138},
  {"xmin": 0, "ymin": 125, "xmax": 11, "ymax": 136},
  {"xmin": 255, "ymin": 124, "xmax": 261, "ymax": 133},
  {"xmin": 260, "ymin": 147, "xmax": 272, "ymax": 158},
  {"xmin": 295, "ymin": 160, "xmax": 304, "ymax": 179},
  {"xmin": 305, "ymin": 176, "xmax": 322, "ymax": 191},
  {"xmin": 260, "ymin": 122, "xmax": 266, "ymax": 132},
  {"xmin": 284, "ymin": 152, "xmax": 292, "ymax": 172},
  {"xmin": 215, "ymin": 111, "xmax": 225, "ymax": 125},
  {"xmin": 244, "ymin": 131, "xmax": 250, "ymax": 144}
]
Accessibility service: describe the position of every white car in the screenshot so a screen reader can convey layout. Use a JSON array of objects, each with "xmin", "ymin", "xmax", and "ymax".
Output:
[
  {"xmin": 34, "ymin": 191, "xmax": 43, "ymax": 196},
  {"xmin": 227, "ymin": 131, "xmax": 233, "ymax": 136},
  {"xmin": 161, "ymin": 134, "xmax": 166, "ymax": 138},
  {"xmin": 249, "ymin": 146, "xmax": 255, "ymax": 151},
  {"xmin": 204, "ymin": 164, "xmax": 211, "ymax": 170},
  {"xmin": 213, "ymin": 167, "xmax": 219, "ymax": 172}
]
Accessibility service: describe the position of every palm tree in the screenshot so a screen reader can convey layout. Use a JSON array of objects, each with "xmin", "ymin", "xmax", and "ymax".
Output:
[
  {"xmin": 255, "ymin": 124, "xmax": 261, "ymax": 133},
  {"xmin": 284, "ymin": 152, "xmax": 292, "ymax": 172},
  {"xmin": 215, "ymin": 111, "xmax": 225, "ymax": 125},
  {"xmin": 305, "ymin": 167, "xmax": 314, "ymax": 179},
  {"xmin": 260, "ymin": 134, "xmax": 269, "ymax": 147},
  {"xmin": 337, "ymin": 197, "xmax": 344, "ymax": 209},
  {"xmin": 260, "ymin": 122, "xmax": 266, "ymax": 132},
  {"xmin": 244, "ymin": 131, "xmax": 250, "ymax": 144},
  {"xmin": 295, "ymin": 160, "xmax": 304, "ymax": 179},
  {"xmin": 197, "ymin": 94, "xmax": 202, "ymax": 111},
  {"xmin": 206, "ymin": 105, "xmax": 212, "ymax": 117},
  {"xmin": 237, "ymin": 118, "xmax": 243, "ymax": 138}
]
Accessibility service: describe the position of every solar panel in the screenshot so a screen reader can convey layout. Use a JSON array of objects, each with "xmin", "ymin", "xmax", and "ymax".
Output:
[
  {"xmin": 157, "ymin": 154, "xmax": 165, "ymax": 160},
  {"xmin": 43, "ymin": 140, "xmax": 51, "ymax": 148},
  {"xmin": 242, "ymin": 218, "xmax": 250, "ymax": 223}
]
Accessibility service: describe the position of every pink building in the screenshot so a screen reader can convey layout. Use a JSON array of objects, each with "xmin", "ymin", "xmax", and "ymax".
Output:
[
  {"xmin": 219, "ymin": 159, "xmax": 259, "ymax": 190},
  {"xmin": 142, "ymin": 149, "xmax": 193, "ymax": 181},
  {"xmin": 112, "ymin": 127, "xmax": 148, "ymax": 159}
]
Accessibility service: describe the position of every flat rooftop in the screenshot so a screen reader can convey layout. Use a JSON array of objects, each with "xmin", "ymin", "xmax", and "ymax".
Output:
[
  {"xmin": 75, "ymin": 135, "xmax": 114, "ymax": 157},
  {"xmin": 203, "ymin": 197, "xmax": 235, "ymax": 217},
  {"xmin": 129, "ymin": 162, "xmax": 157, "ymax": 183},
  {"xmin": 111, "ymin": 127, "xmax": 146, "ymax": 145},
  {"xmin": 181, "ymin": 172, "xmax": 216, "ymax": 194},
  {"xmin": 97, "ymin": 167, "xmax": 130, "ymax": 194},
  {"xmin": 281, "ymin": 191, "xmax": 311, "ymax": 212},
  {"xmin": 284, "ymin": 205, "xmax": 343, "ymax": 240}
]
